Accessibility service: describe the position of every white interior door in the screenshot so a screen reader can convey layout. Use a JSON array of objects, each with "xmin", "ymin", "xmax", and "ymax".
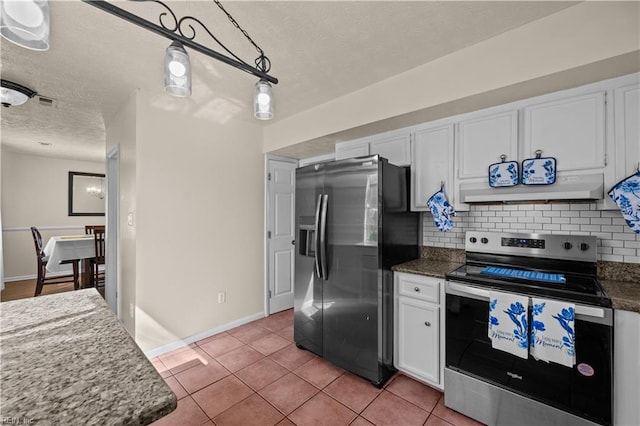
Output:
[{"xmin": 267, "ymin": 159, "xmax": 296, "ymax": 314}]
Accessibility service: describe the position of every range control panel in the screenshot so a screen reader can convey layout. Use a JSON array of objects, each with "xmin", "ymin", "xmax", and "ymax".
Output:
[
  {"xmin": 502, "ymin": 237, "xmax": 545, "ymax": 249},
  {"xmin": 465, "ymin": 231, "xmax": 597, "ymax": 263}
]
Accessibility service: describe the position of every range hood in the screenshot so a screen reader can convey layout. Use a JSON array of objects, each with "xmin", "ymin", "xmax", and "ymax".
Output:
[{"xmin": 460, "ymin": 173, "xmax": 604, "ymax": 203}]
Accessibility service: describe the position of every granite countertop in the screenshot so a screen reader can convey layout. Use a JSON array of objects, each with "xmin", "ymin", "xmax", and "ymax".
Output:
[
  {"xmin": 392, "ymin": 257, "xmax": 462, "ymax": 279},
  {"xmin": 0, "ymin": 289, "xmax": 176, "ymax": 425},
  {"xmin": 392, "ymin": 256, "xmax": 640, "ymax": 314},
  {"xmin": 600, "ymin": 280, "xmax": 640, "ymax": 313}
]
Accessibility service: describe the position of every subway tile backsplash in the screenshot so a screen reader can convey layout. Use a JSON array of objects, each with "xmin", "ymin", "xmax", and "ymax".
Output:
[{"xmin": 422, "ymin": 203, "xmax": 640, "ymax": 263}]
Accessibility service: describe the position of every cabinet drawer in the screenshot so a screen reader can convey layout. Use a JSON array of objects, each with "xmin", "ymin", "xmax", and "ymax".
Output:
[{"xmin": 398, "ymin": 273, "xmax": 440, "ymax": 303}]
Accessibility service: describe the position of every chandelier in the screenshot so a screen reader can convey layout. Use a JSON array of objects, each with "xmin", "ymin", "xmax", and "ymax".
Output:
[
  {"xmin": 82, "ymin": 0, "xmax": 278, "ymax": 120},
  {"xmin": 86, "ymin": 185, "xmax": 105, "ymax": 199}
]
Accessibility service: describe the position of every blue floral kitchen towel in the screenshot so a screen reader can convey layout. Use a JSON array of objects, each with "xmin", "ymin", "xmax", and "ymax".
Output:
[
  {"xmin": 427, "ymin": 188, "xmax": 455, "ymax": 232},
  {"xmin": 530, "ymin": 298, "xmax": 576, "ymax": 367},
  {"xmin": 488, "ymin": 290, "xmax": 529, "ymax": 359},
  {"xmin": 608, "ymin": 172, "xmax": 640, "ymax": 233}
]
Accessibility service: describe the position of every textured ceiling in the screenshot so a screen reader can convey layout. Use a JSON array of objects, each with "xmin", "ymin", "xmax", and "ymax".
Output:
[{"xmin": 0, "ymin": 1, "xmax": 577, "ymax": 161}]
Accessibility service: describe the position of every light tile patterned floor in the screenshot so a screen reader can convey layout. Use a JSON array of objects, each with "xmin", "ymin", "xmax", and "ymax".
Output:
[{"xmin": 150, "ymin": 309, "xmax": 483, "ymax": 426}]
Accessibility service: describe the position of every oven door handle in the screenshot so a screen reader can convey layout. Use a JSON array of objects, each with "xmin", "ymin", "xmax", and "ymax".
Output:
[
  {"xmin": 446, "ymin": 281, "xmax": 611, "ymax": 323},
  {"xmin": 446, "ymin": 282, "xmax": 490, "ymax": 300}
]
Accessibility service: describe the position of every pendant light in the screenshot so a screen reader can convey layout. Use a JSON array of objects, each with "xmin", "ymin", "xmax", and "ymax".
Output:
[
  {"xmin": 0, "ymin": 79, "xmax": 36, "ymax": 107},
  {"xmin": 0, "ymin": 0, "xmax": 50, "ymax": 51},
  {"xmin": 164, "ymin": 41, "xmax": 191, "ymax": 97},
  {"xmin": 254, "ymin": 79, "xmax": 273, "ymax": 120},
  {"xmin": 83, "ymin": 0, "xmax": 278, "ymax": 119}
]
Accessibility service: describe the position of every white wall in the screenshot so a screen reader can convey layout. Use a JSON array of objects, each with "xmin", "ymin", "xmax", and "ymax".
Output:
[
  {"xmin": 264, "ymin": 2, "xmax": 640, "ymax": 153},
  {"xmin": 107, "ymin": 90, "xmax": 265, "ymax": 352},
  {"xmin": 1, "ymin": 150, "xmax": 105, "ymax": 280},
  {"xmin": 104, "ymin": 91, "xmax": 138, "ymax": 336}
]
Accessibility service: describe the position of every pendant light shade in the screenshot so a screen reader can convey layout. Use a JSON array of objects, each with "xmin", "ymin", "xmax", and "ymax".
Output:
[
  {"xmin": 0, "ymin": 0, "xmax": 50, "ymax": 51},
  {"xmin": 164, "ymin": 41, "xmax": 191, "ymax": 97},
  {"xmin": 254, "ymin": 79, "xmax": 273, "ymax": 120}
]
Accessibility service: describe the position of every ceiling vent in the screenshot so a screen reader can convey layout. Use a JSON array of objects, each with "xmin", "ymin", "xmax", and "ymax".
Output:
[{"xmin": 37, "ymin": 96, "xmax": 56, "ymax": 108}]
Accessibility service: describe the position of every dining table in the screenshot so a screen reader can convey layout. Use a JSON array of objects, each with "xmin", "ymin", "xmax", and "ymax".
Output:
[{"xmin": 43, "ymin": 235, "xmax": 96, "ymax": 287}]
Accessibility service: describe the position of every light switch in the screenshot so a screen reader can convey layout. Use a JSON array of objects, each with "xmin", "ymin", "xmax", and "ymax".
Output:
[{"xmin": 127, "ymin": 212, "xmax": 134, "ymax": 226}]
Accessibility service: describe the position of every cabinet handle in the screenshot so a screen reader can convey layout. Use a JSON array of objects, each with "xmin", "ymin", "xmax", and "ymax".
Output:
[
  {"xmin": 424, "ymin": 321, "xmax": 431, "ymax": 327},
  {"xmin": 414, "ymin": 287, "xmax": 420, "ymax": 292}
]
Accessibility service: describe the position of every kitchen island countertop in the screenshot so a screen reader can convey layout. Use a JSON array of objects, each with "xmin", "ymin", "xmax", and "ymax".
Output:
[
  {"xmin": 0, "ymin": 289, "xmax": 176, "ymax": 425},
  {"xmin": 393, "ymin": 258, "xmax": 640, "ymax": 314}
]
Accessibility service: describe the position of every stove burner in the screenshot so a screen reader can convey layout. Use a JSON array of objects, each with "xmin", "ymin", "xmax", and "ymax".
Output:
[{"xmin": 480, "ymin": 266, "xmax": 566, "ymax": 284}]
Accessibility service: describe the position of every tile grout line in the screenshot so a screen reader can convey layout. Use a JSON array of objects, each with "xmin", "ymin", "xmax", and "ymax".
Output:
[{"xmin": 153, "ymin": 310, "xmax": 473, "ymax": 426}]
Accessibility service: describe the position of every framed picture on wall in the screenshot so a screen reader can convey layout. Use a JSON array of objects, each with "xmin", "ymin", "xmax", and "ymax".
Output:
[{"xmin": 68, "ymin": 171, "xmax": 106, "ymax": 216}]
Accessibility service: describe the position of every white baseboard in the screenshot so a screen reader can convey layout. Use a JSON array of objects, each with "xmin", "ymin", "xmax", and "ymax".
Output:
[
  {"xmin": 143, "ymin": 311, "xmax": 266, "ymax": 359},
  {"xmin": 4, "ymin": 270, "xmax": 74, "ymax": 283},
  {"xmin": 4, "ymin": 274, "xmax": 37, "ymax": 283}
]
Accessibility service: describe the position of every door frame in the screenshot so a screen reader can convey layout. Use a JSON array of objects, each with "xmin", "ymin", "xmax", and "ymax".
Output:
[
  {"xmin": 264, "ymin": 154, "xmax": 298, "ymax": 317},
  {"xmin": 106, "ymin": 145, "xmax": 120, "ymax": 317}
]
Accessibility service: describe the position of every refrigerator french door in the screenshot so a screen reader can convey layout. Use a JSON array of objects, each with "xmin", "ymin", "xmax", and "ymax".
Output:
[{"xmin": 294, "ymin": 155, "xmax": 419, "ymax": 386}]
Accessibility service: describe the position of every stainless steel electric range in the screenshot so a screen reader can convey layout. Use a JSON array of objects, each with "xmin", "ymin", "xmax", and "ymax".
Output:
[{"xmin": 445, "ymin": 231, "xmax": 613, "ymax": 426}]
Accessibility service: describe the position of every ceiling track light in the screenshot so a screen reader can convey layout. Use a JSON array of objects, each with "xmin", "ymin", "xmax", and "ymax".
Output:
[
  {"xmin": 0, "ymin": 0, "xmax": 50, "ymax": 51},
  {"xmin": 81, "ymin": 0, "xmax": 277, "ymax": 120},
  {"xmin": 0, "ymin": 79, "xmax": 37, "ymax": 107}
]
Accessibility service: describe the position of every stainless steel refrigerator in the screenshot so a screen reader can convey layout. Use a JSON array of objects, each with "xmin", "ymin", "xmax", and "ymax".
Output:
[{"xmin": 294, "ymin": 155, "xmax": 419, "ymax": 386}]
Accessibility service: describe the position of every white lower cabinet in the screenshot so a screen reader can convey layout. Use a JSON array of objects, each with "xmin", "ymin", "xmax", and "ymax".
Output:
[
  {"xmin": 614, "ymin": 309, "xmax": 640, "ymax": 426},
  {"xmin": 394, "ymin": 272, "xmax": 444, "ymax": 389}
]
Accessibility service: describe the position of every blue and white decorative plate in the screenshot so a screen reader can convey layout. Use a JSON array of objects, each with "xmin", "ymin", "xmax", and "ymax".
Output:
[
  {"xmin": 522, "ymin": 156, "xmax": 557, "ymax": 185},
  {"xmin": 608, "ymin": 172, "xmax": 640, "ymax": 234},
  {"xmin": 488, "ymin": 161, "xmax": 519, "ymax": 187}
]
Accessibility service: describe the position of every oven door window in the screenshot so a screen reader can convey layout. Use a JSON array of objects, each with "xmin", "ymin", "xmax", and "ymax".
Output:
[{"xmin": 445, "ymin": 293, "xmax": 612, "ymax": 426}]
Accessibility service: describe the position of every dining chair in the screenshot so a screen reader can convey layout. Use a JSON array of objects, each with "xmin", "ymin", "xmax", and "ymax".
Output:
[
  {"xmin": 30, "ymin": 227, "xmax": 80, "ymax": 297},
  {"xmin": 85, "ymin": 225, "xmax": 105, "ymax": 235},
  {"xmin": 90, "ymin": 227, "xmax": 106, "ymax": 292}
]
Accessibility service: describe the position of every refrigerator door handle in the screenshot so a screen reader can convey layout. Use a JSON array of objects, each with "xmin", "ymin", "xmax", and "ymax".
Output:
[
  {"xmin": 320, "ymin": 194, "xmax": 329, "ymax": 280},
  {"xmin": 314, "ymin": 194, "xmax": 323, "ymax": 279}
]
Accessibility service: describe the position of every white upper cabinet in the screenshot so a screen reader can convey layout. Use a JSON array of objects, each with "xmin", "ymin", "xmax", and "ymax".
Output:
[
  {"xmin": 335, "ymin": 130, "xmax": 411, "ymax": 166},
  {"xmin": 369, "ymin": 131, "xmax": 411, "ymax": 166},
  {"xmin": 523, "ymin": 91, "xmax": 606, "ymax": 171},
  {"xmin": 335, "ymin": 138, "xmax": 369, "ymax": 160},
  {"xmin": 411, "ymin": 123, "xmax": 454, "ymax": 211},
  {"xmin": 614, "ymin": 83, "xmax": 640, "ymax": 178},
  {"xmin": 457, "ymin": 110, "xmax": 519, "ymax": 179}
]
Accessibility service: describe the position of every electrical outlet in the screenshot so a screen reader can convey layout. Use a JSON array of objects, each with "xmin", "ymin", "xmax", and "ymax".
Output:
[
  {"xmin": 217, "ymin": 292, "xmax": 226, "ymax": 304},
  {"xmin": 129, "ymin": 303, "xmax": 134, "ymax": 318}
]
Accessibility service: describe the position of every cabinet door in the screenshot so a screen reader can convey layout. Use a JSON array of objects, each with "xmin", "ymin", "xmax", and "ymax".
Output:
[
  {"xmin": 397, "ymin": 297, "xmax": 440, "ymax": 385},
  {"xmin": 411, "ymin": 124, "xmax": 454, "ymax": 211},
  {"xmin": 335, "ymin": 140, "xmax": 369, "ymax": 160},
  {"xmin": 615, "ymin": 83, "xmax": 640, "ymax": 177},
  {"xmin": 457, "ymin": 110, "xmax": 518, "ymax": 179},
  {"xmin": 614, "ymin": 310, "xmax": 640, "ymax": 426},
  {"xmin": 369, "ymin": 132, "xmax": 411, "ymax": 166},
  {"xmin": 523, "ymin": 92, "xmax": 606, "ymax": 171}
]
